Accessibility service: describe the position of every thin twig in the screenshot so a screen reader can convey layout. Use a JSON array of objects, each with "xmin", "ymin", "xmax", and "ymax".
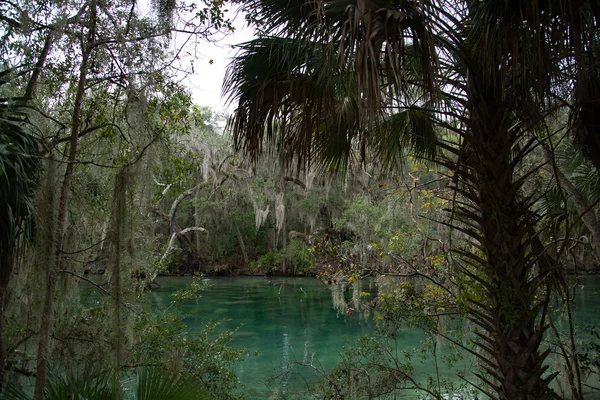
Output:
[{"xmin": 58, "ymin": 270, "xmax": 138, "ymax": 313}]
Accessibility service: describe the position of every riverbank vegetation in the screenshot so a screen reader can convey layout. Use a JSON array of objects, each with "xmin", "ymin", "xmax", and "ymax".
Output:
[{"xmin": 1, "ymin": 0, "xmax": 600, "ymax": 398}]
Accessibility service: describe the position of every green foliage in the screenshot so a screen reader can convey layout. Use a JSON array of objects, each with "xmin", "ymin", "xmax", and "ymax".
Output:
[
  {"xmin": 315, "ymin": 335, "xmax": 414, "ymax": 399},
  {"xmin": 538, "ymin": 138, "xmax": 600, "ymax": 238},
  {"xmin": 45, "ymin": 369, "xmax": 120, "ymax": 400},
  {"xmin": 156, "ymin": 153, "xmax": 201, "ymax": 197},
  {"xmin": 0, "ymin": 381, "xmax": 30, "ymax": 400},
  {"xmin": 335, "ymin": 195, "xmax": 383, "ymax": 239},
  {"xmin": 0, "ymin": 369, "xmax": 119, "ymax": 400},
  {"xmin": 134, "ymin": 367, "xmax": 211, "ymax": 400},
  {"xmin": 133, "ymin": 306, "xmax": 245, "ymax": 398},
  {"xmin": 1, "ymin": 367, "xmax": 213, "ymax": 400},
  {"xmin": 256, "ymin": 251, "xmax": 283, "ymax": 273},
  {"xmin": 296, "ymin": 191, "xmax": 323, "ymax": 216},
  {"xmin": 577, "ymin": 324, "xmax": 600, "ymax": 379},
  {"xmin": 374, "ymin": 280, "xmax": 438, "ymax": 334},
  {"xmin": 282, "ymin": 240, "xmax": 316, "ymax": 274},
  {"xmin": 0, "ymin": 72, "xmax": 39, "ymax": 259},
  {"xmin": 252, "ymin": 241, "xmax": 316, "ymax": 275},
  {"xmin": 171, "ymin": 275, "xmax": 206, "ymax": 303}
]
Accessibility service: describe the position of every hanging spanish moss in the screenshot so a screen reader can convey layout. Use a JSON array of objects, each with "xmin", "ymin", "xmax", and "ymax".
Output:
[
  {"xmin": 304, "ymin": 170, "xmax": 316, "ymax": 191},
  {"xmin": 330, "ymin": 274, "xmax": 348, "ymax": 316},
  {"xmin": 275, "ymin": 192, "xmax": 285, "ymax": 234},
  {"xmin": 255, "ymin": 205, "xmax": 269, "ymax": 232},
  {"xmin": 11, "ymin": 156, "xmax": 58, "ymax": 328},
  {"xmin": 151, "ymin": 0, "xmax": 176, "ymax": 30},
  {"xmin": 107, "ymin": 165, "xmax": 131, "ymax": 397}
]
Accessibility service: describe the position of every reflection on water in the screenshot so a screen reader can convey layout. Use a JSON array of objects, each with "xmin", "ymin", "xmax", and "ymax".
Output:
[
  {"xmin": 149, "ymin": 276, "xmax": 600, "ymax": 399},
  {"xmin": 150, "ymin": 277, "xmax": 376, "ymax": 398}
]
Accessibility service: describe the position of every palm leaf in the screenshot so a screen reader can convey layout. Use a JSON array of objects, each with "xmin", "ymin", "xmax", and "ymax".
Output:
[
  {"xmin": 554, "ymin": 138, "xmax": 600, "ymax": 205},
  {"xmin": 0, "ymin": 114, "xmax": 38, "ymax": 216},
  {"xmin": 464, "ymin": 1, "xmax": 600, "ymax": 170},
  {"xmin": 240, "ymin": 0, "xmax": 322, "ymax": 37},
  {"xmin": 135, "ymin": 367, "xmax": 212, "ymax": 400},
  {"xmin": 0, "ymin": 381, "xmax": 31, "ymax": 400},
  {"xmin": 555, "ymin": 139, "xmax": 586, "ymax": 174},
  {"xmin": 225, "ymin": 0, "xmax": 438, "ymax": 172},
  {"xmin": 0, "ymin": 71, "xmax": 39, "ymax": 280},
  {"xmin": 45, "ymin": 369, "xmax": 119, "ymax": 400},
  {"xmin": 370, "ymin": 106, "xmax": 438, "ymax": 171},
  {"xmin": 571, "ymin": 161, "xmax": 600, "ymax": 205},
  {"xmin": 225, "ymin": 36, "xmax": 343, "ymax": 167}
]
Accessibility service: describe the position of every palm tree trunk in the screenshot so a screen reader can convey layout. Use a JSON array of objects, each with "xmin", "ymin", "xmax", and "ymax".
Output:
[
  {"xmin": 456, "ymin": 78, "xmax": 555, "ymax": 400},
  {"xmin": 33, "ymin": 2, "xmax": 96, "ymax": 398}
]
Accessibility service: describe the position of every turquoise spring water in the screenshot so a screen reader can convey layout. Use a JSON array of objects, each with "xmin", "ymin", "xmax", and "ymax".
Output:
[{"xmin": 146, "ymin": 276, "xmax": 600, "ymax": 399}]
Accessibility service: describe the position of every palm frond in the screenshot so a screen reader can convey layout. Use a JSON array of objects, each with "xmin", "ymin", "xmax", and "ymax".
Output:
[
  {"xmin": 0, "ymin": 73, "xmax": 39, "ymax": 277},
  {"xmin": 0, "ymin": 381, "xmax": 30, "ymax": 400},
  {"xmin": 538, "ymin": 184, "xmax": 574, "ymax": 225},
  {"xmin": 224, "ymin": 0, "xmax": 439, "ymax": 171},
  {"xmin": 45, "ymin": 369, "xmax": 119, "ymax": 400},
  {"xmin": 554, "ymin": 138, "xmax": 600, "ymax": 205},
  {"xmin": 135, "ymin": 367, "xmax": 212, "ymax": 400},
  {"xmin": 0, "ymin": 114, "xmax": 38, "ymax": 216},
  {"xmin": 239, "ymin": 0, "xmax": 322, "ymax": 37},
  {"xmin": 555, "ymin": 138, "xmax": 585, "ymax": 174},
  {"xmin": 225, "ymin": 36, "xmax": 341, "ymax": 166},
  {"xmin": 571, "ymin": 161, "xmax": 600, "ymax": 205},
  {"xmin": 369, "ymin": 106, "xmax": 438, "ymax": 172},
  {"xmin": 336, "ymin": 0, "xmax": 438, "ymax": 111},
  {"xmin": 464, "ymin": 1, "xmax": 600, "ymax": 169}
]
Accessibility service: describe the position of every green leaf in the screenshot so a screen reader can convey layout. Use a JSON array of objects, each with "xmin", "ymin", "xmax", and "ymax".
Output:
[{"xmin": 135, "ymin": 367, "xmax": 212, "ymax": 400}]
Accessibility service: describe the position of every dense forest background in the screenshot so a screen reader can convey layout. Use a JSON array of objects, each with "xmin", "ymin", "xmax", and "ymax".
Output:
[{"xmin": 1, "ymin": 0, "xmax": 600, "ymax": 399}]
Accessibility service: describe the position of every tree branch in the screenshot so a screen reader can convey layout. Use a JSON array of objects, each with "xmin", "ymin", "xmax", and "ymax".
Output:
[
  {"xmin": 284, "ymin": 176, "xmax": 306, "ymax": 190},
  {"xmin": 159, "ymin": 227, "xmax": 207, "ymax": 265}
]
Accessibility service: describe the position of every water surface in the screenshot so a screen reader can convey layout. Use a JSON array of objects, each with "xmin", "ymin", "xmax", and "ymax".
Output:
[
  {"xmin": 148, "ymin": 276, "xmax": 600, "ymax": 399},
  {"xmin": 149, "ymin": 277, "xmax": 382, "ymax": 398}
]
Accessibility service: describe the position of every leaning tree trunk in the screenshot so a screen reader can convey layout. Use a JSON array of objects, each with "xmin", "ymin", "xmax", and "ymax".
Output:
[
  {"xmin": 452, "ymin": 77, "xmax": 556, "ymax": 400},
  {"xmin": 33, "ymin": 2, "xmax": 97, "ymax": 398}
]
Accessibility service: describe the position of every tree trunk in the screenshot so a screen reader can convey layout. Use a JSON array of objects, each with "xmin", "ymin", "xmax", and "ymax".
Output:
[
  {"xmin": 165, "ymin": 182, "xmax": 207, "ymax": 262},
  {"xmin": 0, "ymin": 241, "xmax": 13, "ymax": 393},
  {"xmin": 21, "ymin": 29, "xmax": 55, "ymax": 104},
  {"xmin": 195, "ymin": 189, "xmax": 203, "ymax": 251},
  {"xmin": 110, "ymin": 168, "xmax": 127, "ymax": 400},
  {"xmin": 33, "ymin": 2, "xmax": 97, "ymax": 398},
  {"xmin": 156, "ymin": 182, "xmax": 208, "ymax": 276},
  {"xmin": 235, "ymin": 224, "xmax": 249, "ymax": 267},
  {"xmin": 454, "ymin": 77, "xmax": 555, "ymax": 400}
]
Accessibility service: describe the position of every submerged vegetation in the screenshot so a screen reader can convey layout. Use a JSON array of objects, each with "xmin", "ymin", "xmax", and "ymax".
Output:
[{"xmin": 0, "ymin": 0, "xmax": 600, "ymax": 398}]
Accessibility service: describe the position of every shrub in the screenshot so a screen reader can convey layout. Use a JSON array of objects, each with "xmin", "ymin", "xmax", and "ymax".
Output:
[
  {"xmin": 257, "ymin": 251, "xmax": 283, "ymax": 273},
  {"xmin": 283, "ymin": 240, "xmax": 315, "ymax": 274}
]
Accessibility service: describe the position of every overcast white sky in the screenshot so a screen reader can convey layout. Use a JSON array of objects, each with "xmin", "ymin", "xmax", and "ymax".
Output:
[{"xmin": 176, "ymin": 14, "xmax": 255, "ymax": 113}]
